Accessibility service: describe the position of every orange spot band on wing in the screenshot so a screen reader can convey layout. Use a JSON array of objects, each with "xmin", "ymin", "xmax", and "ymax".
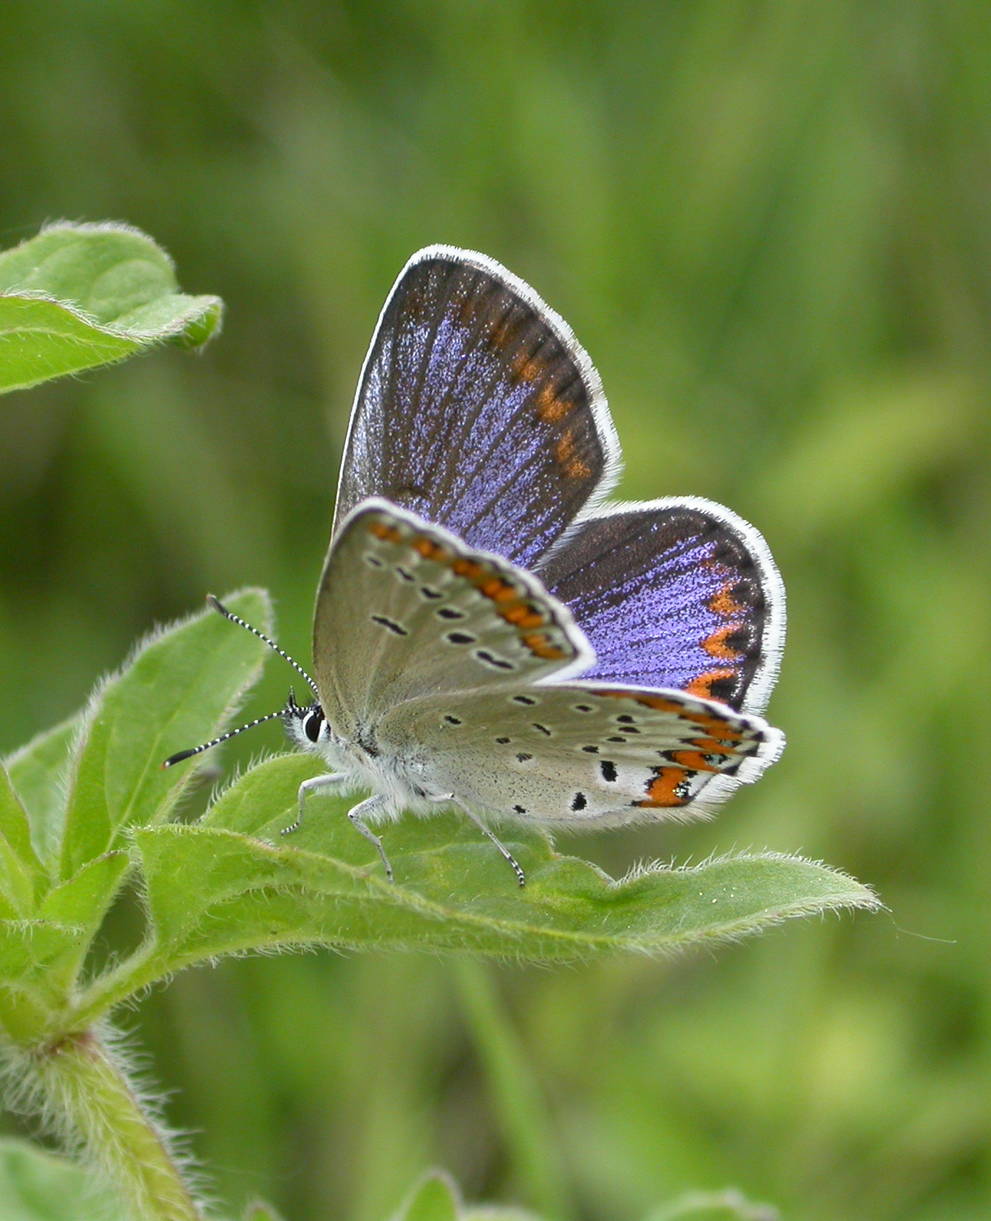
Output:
[
  {"xmin": 489, "ymin": 313, "xmax": 525, "ymax": 354},
  {"xmin": 710, "ymin": 582, "xmax": 746, "ymax": 618},
  {"xmin": 521, "ymin": 632, "xmax": 567, "ymax": 660},
  {"xmin": 512, "ymin": 350, "xmax": 543, "ymax": 383},
  {"xmin": 703, "ymin": 623, "xmax": 745, "ymax": 661},
  {"xmin": 684, "ymin": 668, "xmax": 737, "ymax": 700},
  {"xmin": 500, "ymin": 604, "xmax": 529, "ymax": 624},
  {"xmin": 512, "ymin": 608, "xmax": 546, "ymax": 629},
  {"xmin": 555, "ymin": 429, "xmax": 575, "ymax": 462},
  {"xmin": 535, "ymin": 382, "xmax": 571, "ymax": 422},
  {"xmin": 594, "ymin": 690, "xmax": 688, "ymax": 715},
  {"xmin": 451, "ymin": 558, "xmax": 486, "ymax": 580},
  {"xmin": 366, "ymin": 519, "xmax": 576, "ymax": 658},
  {"xmin": 688, "ymin": 736, "xmax": 738, "ymax": 756},
  {"xmin": 481, "ymin": 578, "xmax": 518, "ymax": 601},
  {"xmin": 685, "ymin": 713, "xmax": 745, "ymax": 741},
  {"xmin": 635, "ymin": 767, "xmax": 694, "ymax": 808},
  {"xmin": 553, "ymin": 428, "xmax": 591, "ymax": 481},
  {"xmin": 668, "ymin": 750, "xmax": 721, "ymax": 773}
]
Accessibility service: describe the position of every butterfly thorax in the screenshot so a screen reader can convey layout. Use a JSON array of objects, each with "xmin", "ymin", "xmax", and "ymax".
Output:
[{"xmin": 283, "ymin": 699, "xmax": 443, "ymax": 822}]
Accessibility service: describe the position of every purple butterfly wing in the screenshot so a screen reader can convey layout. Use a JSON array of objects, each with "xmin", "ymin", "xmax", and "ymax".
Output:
[
  {"xmin": 334, "ymin": 246, "xmax": 619, "ymax": 570},
  {"xmin": 539, "ymin": 498, "xmax": 786, "ymax": 715}
]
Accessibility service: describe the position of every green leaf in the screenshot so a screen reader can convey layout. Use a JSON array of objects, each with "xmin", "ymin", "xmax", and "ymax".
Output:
[
  {"xmin": 0, "ymin": 221, "xmax": 223, "ymax": 394},
  {"xmin": 79, "ymin": 752, "xmax": 879, "ymax": 1006},
  {"xmin": 646, "ymin": 1190, "xmax": 780, "ymax": 1220},
  {"xmin": 243, "ymin": 1201, "xmax": 287, "ymax": 1221},
  {"xmin": 0, "ymin": 919, "xmax": 93, "ymax": 1039},
  {"xmin": 390, "ymin": 1173, "xmax": 544, "ymax": 1221},
  {"xmin": 34, "ymin": 853, "xmax": 130, "ymax": 994},
  {"xmin": 58, "ymin": 588, "xmax": 272, "ymax": 881},
  {"xmin": 0, "ymin": 769, "xmax": 40, "ymax": 915},
  {"xmin": 393, "ymin": 1172, "xmax": 461, "ymax": 1221},
  {"xmin": 0, "ymin": 922, "xmax": 86, "ymax": 987},
  {"xmin": 462, "ymin": 1210, "xmax": 544, "ymax": 1221},
  {"xmin": 3, "ymin": 717, "xmax": 78, "ymax": 867},
  {"xmin": 0, "ymin": 1139, "xmax": 112, "ymax": 1221}
]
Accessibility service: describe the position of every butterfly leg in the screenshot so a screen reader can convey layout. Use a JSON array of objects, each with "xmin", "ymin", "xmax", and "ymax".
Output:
[
  {"xmin": 283, "ymin": 772, "xmax": 348, "ymax": 835},
  {"xmin": 451, "ymin": 799, "xmax": 526, "ymax": 888},
  {"xmin": 345, "ymin": 795, "xmax": 394, "ymax": 882}
]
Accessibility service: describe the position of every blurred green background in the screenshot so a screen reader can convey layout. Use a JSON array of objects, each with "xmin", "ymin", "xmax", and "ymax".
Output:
[{"xmin": 1, "ymin": 3, "xmax": 989, "ymax": 1219}]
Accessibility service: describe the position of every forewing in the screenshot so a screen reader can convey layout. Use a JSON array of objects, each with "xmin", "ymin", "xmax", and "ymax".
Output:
[
  {"xmin": 539, "ymin": 498, "xmax": 786, "ymax": 715},
  {"xmin": 313, "ymin": 499, "xmax": 593, "ymax": 732},
  {"xmin": 334, "ymin": 246, "xmax": 619, "ymax": 570},
  {"xmin": 384, "ymin": 682, "xmax": 784, "ymax": 827}
]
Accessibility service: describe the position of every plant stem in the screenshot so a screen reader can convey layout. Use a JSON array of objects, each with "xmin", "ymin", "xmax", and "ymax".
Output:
[
  {"xmin": 453, "ymin": 959, "xmax": 572, "ymax": 1221},
  {"xmin": 15, "ymin": 1024, "xmax": 204, "ymax": 1221}
]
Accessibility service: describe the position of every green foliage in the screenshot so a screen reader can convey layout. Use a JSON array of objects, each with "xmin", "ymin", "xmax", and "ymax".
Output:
[
  {"xmin": 243, "ymin": 1202, "xmax": 288, "ymax": 1221},
  {"xmin": 0, "ymin": 597, "xmax": 874, "ymax": 1043},
  {"xmin": 0, "ymin": 589, "xmax": 872, "ymax": 1219},
  {"xmin": 395, "ymin": 1174, "xmax": 461, "ymax": 1221},
  {"xmin": 0, "ymin": 591, "xmax": 271, "ymax": 1041},
  {"xmin": 645, "ymin": 1192, "xmax": 779, "ymax": 1221},
  {"xmin": 135, "ymin": 784, "xmax": 874, "ymax": 962},
  {"xmin": 390, "ymin": 1172, "xmax": 549, "ymax": 1221},
  {"xmin": 381, "ymin": 1173, "xmax": 778, "ymax": 1221},
  {"xmin": 2, "ymin": 4, "xmax": 987, "ymax": 1219},
  {"xmin": 0, "ymin": 222, "xmax": 222, "ymax": 393},
  {"xmin": 0, "ymin": 1151, "xmax": 778, "ymax": 1221},
  {"xmin": 0, "ymin": 1139, "xmax": 113, "ymax": 1221}
]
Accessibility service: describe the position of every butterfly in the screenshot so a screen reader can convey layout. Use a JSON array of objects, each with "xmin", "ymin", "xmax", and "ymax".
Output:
[{"xmin": 165, "ymin": 246, "xmax": 786, "ymax": 886}]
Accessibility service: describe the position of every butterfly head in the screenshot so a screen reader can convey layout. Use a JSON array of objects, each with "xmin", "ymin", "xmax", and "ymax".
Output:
[
  {"xmin": 282, "ymin": 688, "xmax": 329, "ymax": 750},
  {"xmin": 162, "ymin": 596, "xmax": 327, "ymax": 769}
]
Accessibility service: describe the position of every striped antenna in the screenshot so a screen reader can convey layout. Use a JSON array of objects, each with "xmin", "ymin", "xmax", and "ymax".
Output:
[
  {"xmin": 162, "ymin": 708, "xmax": 288, "ymax": 768},
  {"xmin": 161, "ymin": 596, "xmax": 319, "ymax": 768},
  {"xmin": 206, "ymin": 595, "xmax": 319, "ymax": 696}
]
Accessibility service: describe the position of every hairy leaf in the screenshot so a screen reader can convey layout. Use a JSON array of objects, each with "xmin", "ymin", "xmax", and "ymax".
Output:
[
  {"xmin": 3, "ymin": 718, "xmax": 78, "ymax": 867},
  {"xmin": 0, "ymin": 1139, "xmax": 112, "ymax": 1221},
  {"xmin": 0, "ymin": 769, "xmax": 39, "ymax": 916},
  {"xmin": 243, "ymin": 1201, "xmax": 287, "ymax": 1221},
  {"xmin": 85, "ymin": 751, "xmax": 882, "ymax": 1002},
  {"xmin": 0, "ymin": 222, "xmax": 222, "ymax": 393},
  {"xmin": 394, "ymin": 1173, "xmax": 461, "ymax": 1221},
  {"xmin": 646, "ymin": 1190, "xmax": 780, "ymax": 1220},
  {"xmin": 58, "ymin": 589, "xmax": 272, "ymax": 880}
]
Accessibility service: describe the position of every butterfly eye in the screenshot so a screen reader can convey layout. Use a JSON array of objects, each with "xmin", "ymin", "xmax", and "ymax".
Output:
[{"xmin": 303, "ymin": 708, "xmax": 325, "ymax": 743}]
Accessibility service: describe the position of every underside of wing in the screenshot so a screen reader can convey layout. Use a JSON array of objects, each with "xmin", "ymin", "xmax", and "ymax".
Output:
[
  {"xmin": 334, "ymin": 246, "xmax": 620, "ymax": 570},
  {"xmin": 539, "ymin": 498, "xmax": 786, "ymax": 715},
  {"xmin": 313, "ymin": 499, "xmax": 594, "ymax": 731},
  {"xmin": 386, "ymin": 681, "xmax": 785, "ymax": 828}
]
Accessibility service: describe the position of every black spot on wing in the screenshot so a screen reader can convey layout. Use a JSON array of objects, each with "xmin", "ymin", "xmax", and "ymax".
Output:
[
  {"xmin": 371, "ymin": 615, "xmax": 408, "ymax": 636},
  {"xmin": 477, "ymin": 650, "xmax": 514, "ymax": 670}
]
